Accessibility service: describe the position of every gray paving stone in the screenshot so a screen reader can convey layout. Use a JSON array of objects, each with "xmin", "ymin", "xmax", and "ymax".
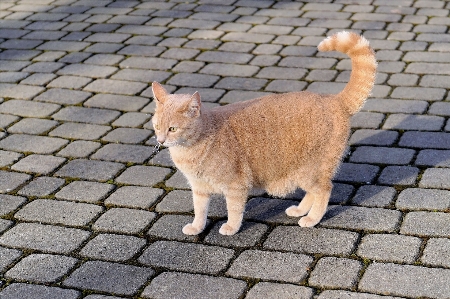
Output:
[
  {"xmin": 84, "ymin": 53, "xmax": 124, "ymax": 66},
  {"xmin": 139, "ymin": 241, "xmax": 234, "ymax": 274},
  {"xmin": 205, "ymin": 221, "xmax": 268, "ymax": 248},
  {"xmin": 0, "ymin": 100, "xmax": 60, "ymax": 118},
  {"xmin": 0, "ymin": 61, "xmax": 31, "ymax": 72},
  {"xmin": 55, "ymin": 159, "xmax": 124, "ymax": 182},
  {"xmin": 47, "ymin": 75, "xmax": 92, "ymax": 89},
  {"xmin": 101, "ymin": 128, "xmax": 152, "ymax": 144},
  {"xmin": 415, "ymin": 149, "xmax": 450, "ymax": 167},
  {"xmin": 400, "ymin": 131, "xmax": 450, "ymax": 149},
  {"xmin": 7, "ymin": 118, "xmax": 58, "ymax": 135},
  {"xmin": 15, "ymin": 199, "xmax": 103, "ymax": 226},
  {"xmin": 421, "ymin": 238, "xmax": 450, "ymax": 268},
  {"xmin": 105, "ymin": 186, "xmax": 163, "ymax": 209},
  {"xmin": 0, "ymin": 283, "xmax": 80, "ymax": 299},
  {"xmin": 218, "ymin": 41, "xmax": 255, "ymax": 53},
  {"xmin": 309, "ymin": 257, "xmax": 362, "ymax": 289},
  {"xmin": 351, "ymin": 185, "xmax": 396, "ymax": 208},
  {"xmin": 245, "ymin": 197, "xmax": 300, "ymax": 225},
  {"xmin": 357, "ymin": 234, "xmax": 422, "ymax": 263},
  {"xmin": 56, "ymin": 180, "xmax": 114, "ymax": 203},
  {"xmin": 200, "ymin": 63, "xmax": 258, "ymax": 77},
  {"xmin": 52, "ymin": 106, "xmax": 120, "ymax": 125},
  {"xmin": 0, "ymin": 218, "xmax": 13, "ymax": 233},
  {"xmin": 37, "ymin": 40, "xmax": 89, "ymax": 52},
  {"xmin": 120, "ymin": 57, "xmax": 177, "ymax": 70},
  {"xmin": 401, "ymin": 211, "xmax": 450, "ymax": 237},
  {"xmin": 57, "ymin": 140, "xmax": 101, "ymax": 158},
  {"xmin": 84, "ymin": 94, "xmax": 149, "ymax": 112},
  {"xmin": 5, "ymin": 254, "xmax": 78, "ymax": 283},
  {"xmin": 142, "ymin": 272, "xmax": 246, "ymax": 299},
  {"xmin": 167, "ymin": 73, "xmax": 220, "ymax": 88},
  {"xmin": 58, "ymin": 52, "xmax": 91, "ymax": 63},
  {"xmin": 245, "ymin": 282, "xmax": 313, "ymax": 299},
  {"xmin": 419, "ymin": 168, "xmax": 450, "ymax": 189},
  {"xmin": 93, "ymin": 208, "xmax": 155, "ymax": 234},
  {"xmin": 92, "ymin": 144, "xmax": 151, "ymax": 163},
  {"xmin": 155, "ymin": 190, "xmax": 192, "ymax": 213},
  {"xmin": 11, "ymin": 154, "xmax": 66, "ymax": 174},
  {"xmin": 396, "ymin": 188, "xmax": 450, "ymax": 211},
  {"xmin": 0, "ymin": 84, "xmax": 44, "ymax": 102},
  {"xmin": 0, "ymin": 134, "xmax": 68, "ymax": 154},
  {"xmin": 350, "ymin": 146, "xmax": 415, "ymax": 165},
  {"xmin": 428, "ymin": 102, "xmax": 450, "ymax": 116},
  {"xmin": 0, "ymin": 170, "xmax": 31, "ymax": 193},
  {"xmin": 0, "ymin": 71, "xmax": 29, "ymax": 83},
  {"xmin": 112, "ymin": 112, "xmax": 151, "ymax": 127},
  {"xmin": 334, "ymin": 163, "xmax": 379, "ymax": 184},
  {"xmin": 0, "ymin": 150, "xmax": 22, "ymax": 167},
  {"xmin": 57, "ymin": 63, "xmax": 117, "ymax": 78},
  {"xmin": 227, "ymin": 249, "xmax": 312, "ymax": 283},
  {"xmin": 0, "ymin": 113, "xmax": 19, "ymax": 129},
  {"xmin": 383, "ymin": 113, "xmax": 444, "ymax": 131},
  {"xmin": 17, "ymin": 176, "xmax": 65, "ymax": 196},
  {"xmin": 147, "ymin": 214, "xmax": 203, "ymax": 242},
  {"xmin": 0, "ymin": 222, "xmax": 90, "ymax": 253},
  {"xmin": 318, "ymin": 290, "xmax": 400, "ymax": 299},
  {"xmin": 149, "ymin": 148, "xmax": 175, "ymax": 167},
  {"xmin": 0, "ymin": 49, "xmax": 41, "ymax": 61},
  {"xmin": 359, "ymin": 263, "xmax": 450, "ymax": 298},
  {"xmin": 0, "ymin": 194, "xmax": 26, "ymax": 216},
  {"xmin": 264, "ymin": 227, "xmax": 358, "ymax": 255},
  {"xmin": 377, "ymin": 166, "xmax": 419, "ymax": 186},
  {"xmin": 349, "ymin": 129, "xmax": 397, "ymax": 146},
  {"xmin": 64, "ymin": 260, "xmax": 153, "ymax": 296},
  {"xmin": 0, "ymin": 246, "xmax": 22, "ymax": 272},
  {"xmin": 362, "ymin": 99, "xmax": 428, "ymax": 114},
  {"xmin": 80, "ymin": 233, "xmax": 146, "ymax": 262},
  {"xmin": 49, "ymin": 122, "xmax": 111, "ymax": 140},
  {"xmin": 115, "ymin": 165, "xmax": 171, "ymax": 186},
  {"xmin": 35, "ymin": 88, "xmax": 91, "ymax": 105},
  {"xmin": 84, "ymin": 79, "xmax": 146, "ymax": 96},
  {"xmin": 85, "ymin": 42, "xmax": 125, "ymax": 53},
  {"xmin": 321, "ymin": 206, "xmax": 402, "ymax": 232}
]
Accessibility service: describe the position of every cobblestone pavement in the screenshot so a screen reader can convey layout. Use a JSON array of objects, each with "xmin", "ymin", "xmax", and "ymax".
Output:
[{"xmin": 0, "ymin": 0, "xmax": 450, "ymax": 298}]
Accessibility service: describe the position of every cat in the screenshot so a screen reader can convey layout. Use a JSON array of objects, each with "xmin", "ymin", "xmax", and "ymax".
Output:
[{"xmin": 151, "ymin": 31, "xmax": 377, "ymax": 236}]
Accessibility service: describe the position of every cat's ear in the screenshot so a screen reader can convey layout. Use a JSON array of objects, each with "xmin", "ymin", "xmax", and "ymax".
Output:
[
  {"xmin": 152, "ymin": 81, "xmax": 168, "ymax": 104},
  {"xmin": 182, "ymin": 91, "xmax": 201, "ymax": 118}
]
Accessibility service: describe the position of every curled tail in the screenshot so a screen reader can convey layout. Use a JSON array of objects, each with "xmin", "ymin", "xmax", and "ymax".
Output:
[{"xmin": 318, "ymin": 31, "xmax": 377, "ymax": 115}]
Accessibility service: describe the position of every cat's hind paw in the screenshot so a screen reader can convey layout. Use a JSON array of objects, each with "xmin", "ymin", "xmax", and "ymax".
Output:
[
  {"xmin": 286, "ymin": 205, "xmax": 308, "ymax": 217},
  {"xmin": 182, "ymin": 223, "xmax": 203, "ymax": 235},
  {"xmin": 219, "ymin": 223, "xmax": 239, "ymax": 236},
  {"xmin": 298, "ymin": 216, "xmax": 320, "ymax": 228}
]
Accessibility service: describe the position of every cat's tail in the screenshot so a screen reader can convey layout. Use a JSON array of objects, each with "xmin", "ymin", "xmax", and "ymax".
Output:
[{"xmin": 318, "ymin": 31, "xmax": 377, "ymax": 115}]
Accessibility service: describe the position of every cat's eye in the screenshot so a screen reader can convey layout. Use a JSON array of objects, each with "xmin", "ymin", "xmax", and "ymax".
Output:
[
  {"xmin": 168, "ymin": 127, "xmax": 177, "ymax": 132},
  {"xmin": 153, "ymin": 124, "xmax": 160, "ymax": 130}
]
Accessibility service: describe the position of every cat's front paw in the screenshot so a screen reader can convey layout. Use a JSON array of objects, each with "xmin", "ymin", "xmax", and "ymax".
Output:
[
  {"xmin": 182, "ymin": 223, "xmax": 203, "ymax": 235},
  {"xmin": 286, "ymin": 205, "xmax": 308, "ymax": 217},
  {"xmin": 298, "ymin": 216, "xmax": 320, "ymax": 228},
  {"xmin": 219, "ymin": 223, "xmax": 239, "ymax": 236}
]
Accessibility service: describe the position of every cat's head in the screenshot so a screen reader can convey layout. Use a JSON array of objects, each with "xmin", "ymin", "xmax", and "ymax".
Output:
[{"xmin": 151, "ymin": 81, "xmax": 202, "ymax": 147}]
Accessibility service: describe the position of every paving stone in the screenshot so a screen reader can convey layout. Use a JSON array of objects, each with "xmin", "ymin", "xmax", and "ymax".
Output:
[
  {"xmin": 245, "ymin": 282, "xmax": 313, "ymax": 299},
  {"xmin": 11, "ymin": 154, "xmax": 66, "ymax": 174},
  {"xmin": 92, "ymin": 144, "xmax": 152, "ymax": 163},
  {"xmin": 351, "ymin": 185, "xmax": 396, "ymax": 208},
  {"xmin": 377, "ymin": 166, "xmax": 419, "ymax": 186},
  {"xmin": 0, "ymin": 150, "xmax": 22, "ymax": 167},
  {"xmin": 5, "ymin": 254, "xmax": 78, "ymax": 283},
  {"xmin": 84, "ymin": 79, "xmax": 146, "ymax": 96},
  {"xmin": 56, "ymin": 140, "xmax": 101, "ymax": 158},
  {"xmin": 120, "ymin": 56, "xmax": 177, "ymax": 70},
  {"xmin": 142, "ymin": 272, "xmax": 246, "ymax": 299},
  {"xmin": 0, "ymin": 218, "xmax": 13, "ymax": 233},
  {"xmin": 47, "ymin": 75, "xmax": 92, "ymax": 89},
  {"xmin": 0, "ymin": 83, "xmax": 45, "ymax": 100},
  {"xmin": 321, "ymin": 206, "xmax": 402, "ymax": 232},
  {"xmin": 334, "ymin": 163, "xmax": 379, "ymax": 184},
  {"xmin": 80, "ymin": 233, "xmax": 146, "ymax": 262},
  {"xmin": 64, "ymin": 260, "xmax": 153, "ymax": 296},
  {"xmin": 55, "ymin": 181, "xmax": 114, "ymax": 204},
  {"xmin": 0, "ymin": 170, "xmax": 31, "ymax": 193},
  {"xmin": 0, "ymin": 134, "xmax": 68, "ymax": 154},
  {"xmin": 17, "ymin": 176, "xmax": 64, "ymax": 196},
  {"xmin": 421, "ymin": 238, "xmax": 450, "ymax": 268},
  {"xmin": 357, "ymin": 234, "xmax": 422, "ymax": 264},
  {"xmin": 111, "ymin": 69, "xmax": 171, "ymax": 84},
  {"xmin": 15, "ymin": 199, "xmax": 103, "ymax": 226},
  {"xmin": 419, "ymin": 168, "xmax": 450, "ymax": 189},
  {"xmin": 245, "ymin": 197, "xmax": 300, "ymax": 225},
  {"xmin": 0, "ymin": 61, "xmax": 31, "ymax": 72},
  {"xmin": 0, "ymin": 246, "xmax": 22, "ymax": 272},
  {"xmin": 415, "ymin": 149, "xmax": 450, "ymax": 167},
  {"xmin": 0, "ymin": 194, "xmax": 26, "ymax": 216},
  {"xmin": 308, "ymin": 257, "xmax": 362, "ymax": 289},
  {"xmin": 0, "ymin": 100, "xmax": 60, "ymax": 118},
  {"xmin": 105, "ymin": 186, "xmax": 163, "ymax": 209},
  {"xmin": 116, "ymin": 166, "xmax": 171, "ymax": 186},
  {"xmin": 383, "ymin": 113, "xmax": 444, "ymax": 131},
  {"xmin": 0, "ymin": 283, "xmax": 80, "ymax": 299},
  {"xmin": 0, "ymin": 71, "xmax": 29, "ymax": 83},
  {"xmin": 264, "ymin": 227, "xmax": 358, "ymax": 255},
  {"xmin": 362, "ymin": 99, "xmax": 428, "ymax": 114},
  {"xmin": 57, "ymin": 63, "xmax": 117, "ymax": 78},
  {"xmin": 147, "ymin": 214, "xmax": 204, "ymax": 242},
  {"xmin": 139, "ymin": 241, "xmax": 234, "ymax": 274},
  {"xmin": 155, "ymin": 190, "xmax": 192, "ymax": 212},
  {"xmin": 35, "ymin": 88, "xmax": 91, "ymax": 105},
  {"xmin": 350, "ymin": 146, "xmax": 414, "ymax": 165},
  {"xmin": 390, "ymin": 86, "xmax": 445, "ymax": 101},
  {"xmin": 49, "ymin": 122, "xmax": 111, "ymax": 140},
  {"xmin": 401, "ymin": 211, "xmax": 450, "ymax": 237},
  {"xmin": 56, "ymin": 159, "xmax": 124, "ymax": 182},
  {"xmin": 400, "ymin": 131, "xmax": 450, "ymax": 149},
  {"xmin": 0, "ymin": 113, "xmax": 19, "ymax": 129},
  {"xmin": 0, "ymin": 222, "xmax": 90, "ymax": 253},
  {"xmin": 226, "ymin": 249, "xmax": 312, "ymax": 283},
  {"xmin": 7, "ymin": 118, "xmax": 58, "ymax": 135},
  {"xmin": 52, "ymin": 106, "xmax": 120, "ymax": 125},
  {"xmin": 205, "ymin": 221, "xmax": 268, "ymax": 247},
  {"xmin": 0, "ymin": 49, "xmax": 41, "ymax": 61},
  {"xmin": 349, "ymin": 129, "xmax": 397, "ymax": 146},
  {"xmin": 318, "ymin": 290, "xmax": 400, "ymax": 299},
  {"xmin": 112, "ymin": 112, "xmax": 151, "ymax": 127},
  {"xmin": 396, "ymin": 188, "xmax": 450, "ymax": 211},
  {"xmin": 58, "ymin": 52, "xmax": 91, "ymax": 64},
  {"xmin": 359, "ymin": 263, "xmax": 450, "ymax": 298},
  {"xmin": 93, "ymin": 208, "xmax": 155, "ymax": 234},
  {"xmin": 101, "ymin": 128, "xmax": 152, "ymax": 144}
]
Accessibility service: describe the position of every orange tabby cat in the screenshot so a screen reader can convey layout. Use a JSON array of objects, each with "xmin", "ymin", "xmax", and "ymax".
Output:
[{"xmin": 151, "ymin": 31, "xmax": 377, "ymax": 236}]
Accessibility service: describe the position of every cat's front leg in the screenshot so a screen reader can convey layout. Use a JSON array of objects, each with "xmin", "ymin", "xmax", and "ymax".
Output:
[
  {"xmin": 182, "ymin": 190, "xmax": 211, "ymax": 235},
  {"xmin": 220, "ymin": 191, "xmax": 247, "ymax": 236}
]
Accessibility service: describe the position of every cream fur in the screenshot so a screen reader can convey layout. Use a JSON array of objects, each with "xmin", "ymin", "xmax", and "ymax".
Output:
[{"xmin": 151, "ymin": 32, "xmax": 377, "ymax": 236}]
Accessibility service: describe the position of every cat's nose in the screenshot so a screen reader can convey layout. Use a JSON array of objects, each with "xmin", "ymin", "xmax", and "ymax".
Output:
[{"xmin": 157, "ymin": 137, "xmax": 165, "ymax": 144}]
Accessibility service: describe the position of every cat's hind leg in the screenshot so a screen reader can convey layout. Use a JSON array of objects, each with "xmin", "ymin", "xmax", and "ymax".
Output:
[
  {"xmin": 286, "ymin": 192, "xmax": 314, "ymax": 217},
  {"xmin": 182, "ymin": 189, "xmax": 211, "ymax": 235},
  {"xmin": 299, "ymin": 182, "xmax": 332, "ymax": 227},
  {"xmin": 220, "ymin": 190, "xmax": 247, "ymax": 236}
]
